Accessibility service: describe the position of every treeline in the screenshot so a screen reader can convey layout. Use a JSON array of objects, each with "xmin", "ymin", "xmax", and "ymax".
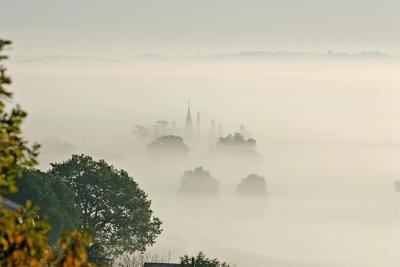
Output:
[
  {"xmin": 8, "ymin": 154, "xmax": 162, "ymax": 265},
  {"xmin": 179, "ymin": 166, "xmax": 267, "ymax": 197},
  {"xmin": 146, "ymin": 133, "xmax": 258, "ymax": 157}
]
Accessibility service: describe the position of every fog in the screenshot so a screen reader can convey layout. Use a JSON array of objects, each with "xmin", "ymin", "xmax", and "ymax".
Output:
[{"xmin": 8, "ymin": 56, "xmax": 400, "ymax": 266}]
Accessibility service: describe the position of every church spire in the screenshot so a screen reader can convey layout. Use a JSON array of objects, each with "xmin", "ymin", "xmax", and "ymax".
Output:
[
  {"xmin": 196, "ymin": 111, "xmax": 201, "ymax": 138},
  {"xmin": 184, "ymin": 101, "xmax": 193, "ymax": 141}
]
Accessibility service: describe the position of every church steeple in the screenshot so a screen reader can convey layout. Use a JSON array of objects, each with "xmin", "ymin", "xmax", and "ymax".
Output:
[
  {"xmin": 208, "ymin": 119, "xmax": 217, "ymax": 142},
  {"xmin": 184, "ymin": 101, "xmax": 193, "ymax": 141},
  {"xmin": 196, "ymin": 111, "xmax": 201, "ymax": 138}
]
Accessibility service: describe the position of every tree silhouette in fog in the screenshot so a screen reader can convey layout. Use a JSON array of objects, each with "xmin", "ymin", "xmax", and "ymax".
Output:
[
  {"xmin": 217, "ymin": 133, "xmax": 257, "ymax": 156},
  {"xmin": 236, "ymin": 174, "xmax": 267, "ymax": 197},
  {"xmin": 394, "ymin": 181, "xmax": 400, "ymax": 192},
  {"xmin": 147, "ymin": 135, "xmax": 189, "ymax": 155},
  {"xmin": 178, "ymin": 167, "xmax": 219, "ymax": 195}
]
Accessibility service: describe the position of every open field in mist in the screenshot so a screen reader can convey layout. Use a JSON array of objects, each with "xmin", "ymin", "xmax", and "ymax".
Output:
[{"xmin": 8, "ymin": 56, "xmax": 400, "ymax": 267}]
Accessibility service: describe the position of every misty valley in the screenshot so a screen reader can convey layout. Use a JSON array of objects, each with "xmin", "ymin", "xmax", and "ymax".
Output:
[
  {"xmin": 9, "ymin": 57, "xmax": 399, "ymax": 267},
  {"xmin": 2, "ymin": 2, "xmax": 400, "ymax": 264}
]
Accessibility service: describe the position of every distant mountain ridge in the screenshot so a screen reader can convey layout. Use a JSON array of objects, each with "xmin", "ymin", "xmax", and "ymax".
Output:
[
  {"xmin": 209, "ymin": 50, "xmax": 395, "ymax": 59},
  {"xmin": 9, "ymin": 50, "xmax": 396, "ymax": 63}
]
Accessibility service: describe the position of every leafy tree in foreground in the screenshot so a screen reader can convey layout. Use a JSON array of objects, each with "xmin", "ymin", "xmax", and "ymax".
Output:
[
  {"xmin": 236, "ymin": 174, "xmax": 267, "ymax": 197},
  {"xmin": 178, "ymin": 167, "xmax": 219, "ymax": 195},
  {"xmin": 7, "ymin": 168, "xmax": 80, "ymax": 242},
  {"xmin": 0, "ymin": 39, "xmax": 95, "ymax": 266},
  {"xmin": 0, "ymin": 39, "xmax": 39, "ymax": 194},
  {"xmin": 49, "ymin": 154, "xmax": 162, "ymax": 264},
  {"xmin": 180, "ymin": 251, "xmax": 232, "ymax": 267}
]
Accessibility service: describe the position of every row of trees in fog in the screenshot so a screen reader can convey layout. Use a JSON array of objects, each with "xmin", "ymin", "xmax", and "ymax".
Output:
[
  {"xmin": 146, "ymin": 133, "xmax": 258, "ymax": 156},
  {"xmin": 179, "ymin": 166, "xmax": 267, "ymax": 197}
]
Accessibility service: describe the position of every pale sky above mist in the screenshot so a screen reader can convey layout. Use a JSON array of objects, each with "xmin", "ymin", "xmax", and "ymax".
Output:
[{"xmin": 2, "ymin": 0, "xmax": 400, "ymax": 56}]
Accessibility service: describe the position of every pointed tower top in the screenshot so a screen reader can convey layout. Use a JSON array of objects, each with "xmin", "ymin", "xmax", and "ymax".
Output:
[
  {"xmin": 185, "ymin": 102, "xmax": 192, "ymax": 124},
  {"xmin": 184, "ymin": 101, "xmax": 193, "ymax": 141}
]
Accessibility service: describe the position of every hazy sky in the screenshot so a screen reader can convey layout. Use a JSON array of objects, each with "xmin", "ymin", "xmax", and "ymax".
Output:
[{"xmin": 2, "ymin": 0, "xmax": 400, "ymax": 56}]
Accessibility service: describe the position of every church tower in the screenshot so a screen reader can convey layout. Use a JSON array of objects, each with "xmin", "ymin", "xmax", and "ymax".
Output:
[
  {"xmin": 184, "ymin": 102, "xmax": 193, "ymax": 141},
  {"xmin": 208, "ymin": 119, "xmax": 217, "ymax": 142},
  {"xmin": 218, "ymin": 123, "xmax": 224, "ymax": 138},
  {"xmin": 196, "ymin": 111, "xmax": 201, "ymax": 139}
]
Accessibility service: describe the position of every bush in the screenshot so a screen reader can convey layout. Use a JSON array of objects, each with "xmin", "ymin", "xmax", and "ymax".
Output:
[
  {"xmin": 178, "ymin": 167, "xmax": 219, "ymax": 195},
  {"xmin": 236, "ymin": 174, "xmax": 266, "ymax": 197}
]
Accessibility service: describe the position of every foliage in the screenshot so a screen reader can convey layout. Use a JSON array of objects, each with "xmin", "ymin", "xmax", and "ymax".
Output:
[
  {"xmin": 0, "ymin": 201, "xmax": 52, "ymax": 266},
  {"xmin": 7, "ymin": 168, "xmax": 80, "ymax": 242},
  {"xmin": 147, "ymin": 135, "xmax": 189, "ymax": 154},
  {"xmin": 180, "ymin": 251, "xmax": 232, "ymax": 267},
  {"xmin": 53, "ymin": 230, "xmax": 95, "ymax": 267},
  {"xmin": 218, "ymin": 133, "xmax": 256, "ymax": 147},
  {"xmin": 0, "ymin": 201, "xmax": 95, "ymax": 267},
  {"xmin": 236, "ymin": 174, "xmax": 266, "ymax": 197},
  {"xmin": 178, "ymin": 167, "xmax": 219, "ymax": 195},
  {"xmin": 216, "ymin": 133, "xmax": 256, "ymax": 155},
  {"xmin": 394, "ymin": 181, "xmax": 400, "ymax": 192},
  {"xmin": 49, "ymin": 154, "xmax": 162, "ymax": 262},
  {"xmin": 0, "ymin": 39, "xmax": 40, "ymax": 194},
  {"xmin": 0, "ymin": 39, "xmax": 96, "ymax": 266}
]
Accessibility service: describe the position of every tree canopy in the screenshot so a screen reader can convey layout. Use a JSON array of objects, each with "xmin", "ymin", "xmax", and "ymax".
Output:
[
  {"xmin": 49, "ymin": 154, "xmax": 162, "ymax": 263},
  {"xmin": 218, "ymin": 133, "xmax": 256, "ymax": 147},
  {"xmin": 395, "ymin": 181, "xmax": 400, "ymax": 192},
  {"xmin": 178, "ymin": 167, "xmax": 219, "ymax": 195},
  {"xmin": 236, "ymin": 174, "xmax": 267, "ymax": 197},
  {"xmin": 217, "ymin": 133, "xmax": 257, "ymax": 155},
  {"xmin": 147, "ymin": 135, "xmax": 189, "ymax": 155},
  {"xmin": 7, "ymin": 168, "xmax": 80, "ymax": 242}
]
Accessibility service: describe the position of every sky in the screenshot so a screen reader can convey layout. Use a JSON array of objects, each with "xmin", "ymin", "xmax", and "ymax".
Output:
[{"xmin": 2, "ymin": 0, "xmax": 400, "ymax": 56}]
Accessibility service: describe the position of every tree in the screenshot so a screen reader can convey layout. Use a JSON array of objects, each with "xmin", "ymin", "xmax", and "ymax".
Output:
[
  {"xmin": 0, "ymin": 39, "xmax": 95, "ymax": 266},
  {"xmin": 147, "ymin": 135, "xmax": 189, "ymax": 155},
  {"xmin": 0, "ymin": 203, "xmax": 95, "ymax": 267},
  {"xmin": 236, "ymin": 174, "xmax": 267, "ymax": 197},
  {"xmin": 217, "ymin": 133, "xmax": 257, "ymax": 155},
  {"xmin": 49, "ymin": 154, "xmax": 162, "ymax": 264},
  {"xmin": 180, "ymin": 251, "xmax": 232, "ymax": 267},
  {"xmin": 0, "ymin": 39, "xmax": 39, "ymax": 195},
  {"xmin": 178, "ymin": 167, "xmax": 219, "ymax": 195},
  {"xmin": 395, "ymin": 181, "xmax": 400, "ymax": 192},
  {"xmin": 7, "ymin": 168, "xmax": 80, "ymax": 242}
]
